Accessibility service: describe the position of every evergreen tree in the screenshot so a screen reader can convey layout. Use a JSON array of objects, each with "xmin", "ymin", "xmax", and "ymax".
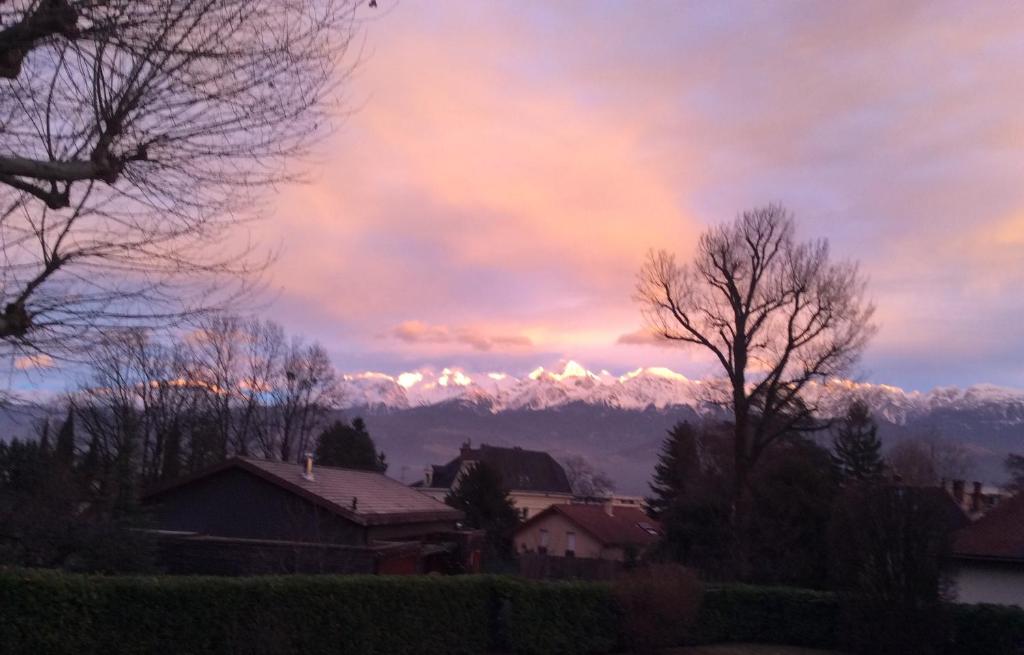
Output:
[
  {"xmin": 831, "ymin": 400, "xmax": 885, "ymax": 483},
  {"xmin": 647, "ymin": 421, "xmax": 733, "ymax": 571},
  {"xmin": 313, "ymin": 418, "xmax": 387, "ymax": 472},
  {"xmin": 445, "ymin": 462, "xmax": 519, "ymax": 561},
  {"xmin": 54, "ymin": 411, "xmax": 76, "ymax": 470},
  {"xmin": 647, "ymin": 421, "xmax": 702, "ymax": 517}
]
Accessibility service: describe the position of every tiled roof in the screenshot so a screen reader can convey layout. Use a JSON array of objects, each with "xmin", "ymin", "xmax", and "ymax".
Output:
[
  {"xmin": 953, "ymin": 493, "xmax": 1024, "ymax": 562},
  {"xmin": 426, "ymin": 444, "xmax": 573, "ymax": 494},
  {"xmin": 145, "ymin": 457, "xmax": 463, "ymax": 527},
  {"xmin": 517, "ymin": 504, "xmax": 662, "ymax": 548}
]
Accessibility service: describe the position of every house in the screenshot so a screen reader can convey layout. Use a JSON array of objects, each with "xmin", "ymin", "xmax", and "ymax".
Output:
[
  {"xmin": 942, "ymin": 478, "xmax": 1011, "ymax": 520},
  {"xmin": 514, "ymin": 501, "xmax": 662, "ymax": 563},
  {"xmin": 950, "ymin": 492, "xmax": 1024, "ymax": 607},
  {"xmin": 413, "ymin": 441, "xmax": 575, "ymax": 520},
  {"xmin": 142, "ymin": 456, "xmax": 478, "ymax": 575}
]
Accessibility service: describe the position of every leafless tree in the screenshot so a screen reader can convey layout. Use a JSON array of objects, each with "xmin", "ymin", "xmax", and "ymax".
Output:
[
  {"xmin": 0, "ymin": 0, "xmax": 361, "ymax": 362},
  {"xmin": 886, "ymin": 432, "xmax": 974, "ymax": 487},
  {"xmin": 271, "ymin": 338, "xmax": 340, "ymax": 461},
  {"xmin": 636, "ymin": 205, "xmax": 876, "ymax": 512},
  {"xmin": 561, "ymin": 454, "xmax": 616, "ymax": 498}
]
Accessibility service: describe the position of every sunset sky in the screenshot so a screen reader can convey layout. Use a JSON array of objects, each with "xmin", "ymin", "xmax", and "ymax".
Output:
[{"xmin": 256, "ymin": 1, "xmax": 1024, "ymax": 392}]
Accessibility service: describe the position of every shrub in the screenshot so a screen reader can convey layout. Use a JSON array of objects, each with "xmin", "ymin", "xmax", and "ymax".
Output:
[
  {"xmin": 613, "ymin": 564, "xmax": 702, "ymax": 654},
  {"xmin": 946, "ymin": 602, "xmax": 1024, "ymax": 655}
]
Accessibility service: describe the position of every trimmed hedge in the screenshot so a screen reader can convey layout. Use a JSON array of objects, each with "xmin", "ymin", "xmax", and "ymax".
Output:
[
  {"xmin": 1, "ymin": 570, "xmax": 1023, "ymax": 654},
  {"xmin": 695, "ymin": 584, "xmax": 840, "ymax": 649},
  {"xmin": 948, "ymin": 602, "xmax": 1024, "ymax": 655},
  {"xmin": 0, "ymin": 571, "xmax": 493, "ymax": 655}
]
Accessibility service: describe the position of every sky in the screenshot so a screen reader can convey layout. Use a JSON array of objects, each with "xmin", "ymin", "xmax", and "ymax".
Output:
[{"xmin": 250, "ymin": 1, "xmax": 1024, "ymax": 392}]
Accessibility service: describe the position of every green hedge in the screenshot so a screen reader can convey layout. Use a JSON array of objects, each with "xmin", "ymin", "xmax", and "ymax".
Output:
[
  {"xmin": 0, "ymin": 571, "xmax": 494, "ymax": 655},
  {"xmin": 494, "ymin": 578, "xmax": 620, "ymax": 655},
  {"xmin": 695, "ymin": 584, "xmax": 840, "ymax": 649},
  {"xmin": 947, "ymin": 602, "xmax": 1024, "ymax": 655},
  {"xmin": 2, "ymin": 570, "xmax": 1023, "ymax": 654}
]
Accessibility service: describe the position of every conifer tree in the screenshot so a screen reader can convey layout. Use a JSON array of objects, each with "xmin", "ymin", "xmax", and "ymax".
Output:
[
  {"xmin": 313, "ymin": 418, "xmax": 387, "ymax": 472},
  {"xmin": 831, "ymin": 400, "xmax": 885, "ymax": 483},
  {"xmin": 648, "ymin": 421, "xmax": 702, "ymax": 518},
  {"xmin": 445, "ymin": 462, "xmax": 519, "ymax": 560},
  {"xmin": 54, "ymin": 411, "xmax": 76, "ymax": 470}
]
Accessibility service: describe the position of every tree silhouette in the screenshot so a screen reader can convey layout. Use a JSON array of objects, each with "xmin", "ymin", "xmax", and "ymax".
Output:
[
  {"xmin": 635, "ymin": 205, "xmax": 875, "ymax": 515},
  {"xmin": 831, "ymin": 400, "xmax": 885, "ymax": 484},
  {"xmin": 313, "ymin": 419, "xmax": 386, "ymax": 472},
  {"xmin": 445, "ymin": 462, "xmax": 519, "ymax": 561}
]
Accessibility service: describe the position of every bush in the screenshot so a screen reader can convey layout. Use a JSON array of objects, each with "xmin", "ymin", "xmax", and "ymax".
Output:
[
  {"xmin": 614, "ymin": 564, "xmax": 702, "ymax": 654},
  {"xmin": 947, "ymin": 602, "xmax": 1024, "ymax": 655}
]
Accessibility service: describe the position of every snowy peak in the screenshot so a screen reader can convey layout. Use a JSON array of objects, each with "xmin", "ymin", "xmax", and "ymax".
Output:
[{"xmin": 338, "ymin": 362, "xmax": 1024, "ymax": 425}]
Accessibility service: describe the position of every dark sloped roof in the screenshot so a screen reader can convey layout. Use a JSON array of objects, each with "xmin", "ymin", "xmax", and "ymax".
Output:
[
  {"xmin": 426, "ymin": 444, "xmax": 572, "ymax": 494},
  {"xmin": 517, "ymin": 504, "xmax": 662, "ymax": 548},
  {"xmin": 954, "ymin": 493, "xmax": 1024, "ymax": 562},
  {"xmin": 144, "ymin": 457, "xmax": 462, "ymax": 527}
]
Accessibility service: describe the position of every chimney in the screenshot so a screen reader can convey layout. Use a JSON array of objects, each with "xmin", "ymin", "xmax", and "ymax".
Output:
[
  {"xmin": 303, "ymin": 453, "xmax": 314, "ymax": 481},
  {"xmin": 460, "ymin": 439, "xmax": 473, "ymax": 459},
  {"xmin": 952, "ymin": 479, "xmax": 965, "ymax": 505},
  {"xmin": 603, "ymin": 497, "xmax": 614, "ymax": 517},
  {"xmin": 424, "ymin": 466, "xmax": 434, "ymax": 487},
  {"xmin": 971, "ymin": 481, "xmax": 983, "ymax": 513}
]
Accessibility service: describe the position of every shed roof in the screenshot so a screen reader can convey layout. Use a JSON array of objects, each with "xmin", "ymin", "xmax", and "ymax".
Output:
[{"xmin": 144, "ymin": 457, "xmax": 463, "ymax": 527}]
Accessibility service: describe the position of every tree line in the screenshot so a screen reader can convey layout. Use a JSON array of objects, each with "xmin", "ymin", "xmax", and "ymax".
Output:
[{"xmin": 0, "ymin": 314, "xmax": 389, "ymax": 570}]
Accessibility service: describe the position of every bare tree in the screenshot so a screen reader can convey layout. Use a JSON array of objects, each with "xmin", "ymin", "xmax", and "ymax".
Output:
[
  {"xmin": 0, "ymin": 0, "xmax": 360, "ymax": 360},
  {"xmin": 561, "ymin": 454, "xmax": 616, "ymax": 498},
  {"xmin": 635, "ymin": 205, "xmax": 875, "ymax": 512},
  {"xmin": 886, "ymin": 433, "xmax": 974, "ymax": 487},
  {"xmin": 271, "ymin": 339, "xmax": 341, "ymax": 462}
]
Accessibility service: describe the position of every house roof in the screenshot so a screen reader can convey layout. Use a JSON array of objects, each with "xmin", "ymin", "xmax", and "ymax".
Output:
[
  {"xmin": 953, "ymin": 492, "xmax": 1024, "ymax": 562},
  {"xmin": 417, "ymin": 443, "xmax": 572, "ymax": 494},
  {"xmin": 516, "ymin": 503, "xmax": 662, "ymax": 548},
  {"xmin": 144, "ymin": 457, "xmax": 463, "ymax": 527}
]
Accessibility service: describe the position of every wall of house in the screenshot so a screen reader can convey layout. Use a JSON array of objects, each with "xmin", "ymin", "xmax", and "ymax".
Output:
[
  {"xmin": 515, "ymin": 513, "xmax": 622, "ymax": 561},
  {"xmin": 952, "ymin": 560, "xmax": 1024, "ymax": 607},
  {"xmin": 146, "ymin": 468, "xmax": 367, "ymax": 545},
  {"xmin": 509, "ymin": 491, "xmax": 575, "ymax": 520}
]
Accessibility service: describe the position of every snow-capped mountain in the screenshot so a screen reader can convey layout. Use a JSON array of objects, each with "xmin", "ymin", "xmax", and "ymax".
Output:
[{"xmin": 339, "ymin": 360, "xmax": 1024, "ymax": 427}]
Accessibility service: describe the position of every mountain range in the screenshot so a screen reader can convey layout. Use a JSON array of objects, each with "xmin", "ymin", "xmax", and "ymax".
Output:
[{"xmin": 337, "ymin": 362, "xmax": 1024, "ymax": 495}]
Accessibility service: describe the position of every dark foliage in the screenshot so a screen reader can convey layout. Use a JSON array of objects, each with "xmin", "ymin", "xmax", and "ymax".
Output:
[
  {"xmin": 0, "ymin": 428, "xmax": 155, "ymax": 573},
  {"xmin": 831, "ymin": 399, "xmax": 885, "ymax": 483},
  {"xmin": 445, "ymin": 463, "xmax": 519, "ymax": 563},
  {"xmin": 313, "ymin": 418, "xmax": 387, "ymax": 472},
  {"xmin": 613, "ymin": 564, "xmax": 703, "ymax": 654},
  {"xmin": 743, "ymin": 438, "xmax": 840, "ymax": 588},
  {"xmin": 647, "ymin": 421, "xmax": 733, "ymax": 574},
  {"xmin": 0, "ymin": 572, "xmax": 1020, "ymax": 654},
  {"xmin": 829, "ymin": 484, "xmax": 957, "ymax": 654}
]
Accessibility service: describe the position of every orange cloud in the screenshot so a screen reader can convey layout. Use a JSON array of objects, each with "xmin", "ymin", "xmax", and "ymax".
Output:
[{"xmin": 390, "ymin": 320, "xmax": 532, "ymax": 352}]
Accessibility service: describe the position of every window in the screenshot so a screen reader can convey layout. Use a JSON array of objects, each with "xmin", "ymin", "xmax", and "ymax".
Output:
[
  {"xmin": 565, "ymin": 531, "xmax": 576, "ymax": 557},
  {"xmin": 538, "ymin": 528, "xmax": 549, "ymax": 554}
]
